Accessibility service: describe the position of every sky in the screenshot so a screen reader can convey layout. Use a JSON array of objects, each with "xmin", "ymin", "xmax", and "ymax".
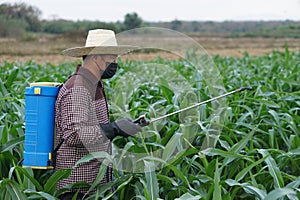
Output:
[{"xmin": 2, "ymin": 0, "xmax": 300, "ymax": 22}]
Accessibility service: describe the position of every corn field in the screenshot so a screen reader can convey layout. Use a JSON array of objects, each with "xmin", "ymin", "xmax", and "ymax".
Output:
[{"xmin": 0, "ymin": 48, "xmax": 300, "ymax": 199}]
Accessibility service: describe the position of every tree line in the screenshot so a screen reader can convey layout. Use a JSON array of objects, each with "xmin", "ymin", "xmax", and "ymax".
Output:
[
  {"xmin": 1, "ymin": 2, "xmax": 300, "ymax": 39},
  {"xmin": 0, "ymin": 3, "xmax": 142, "ymax": 38}
]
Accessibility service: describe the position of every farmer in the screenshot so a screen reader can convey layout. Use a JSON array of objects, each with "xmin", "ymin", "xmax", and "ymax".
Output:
[{"xmin": 54, "ymin": 29, "xmax": 141, "ymax": 199}]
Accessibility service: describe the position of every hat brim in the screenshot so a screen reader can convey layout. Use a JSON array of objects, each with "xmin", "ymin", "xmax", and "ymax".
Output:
[{"xmin": 61, "ymin": 45, "xmax": 138, "ymax": 57}]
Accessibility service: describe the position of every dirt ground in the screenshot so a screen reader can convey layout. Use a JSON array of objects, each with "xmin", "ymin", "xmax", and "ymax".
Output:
[{"xmin": 1, "ymin": 35, "xmax": 299, "ymax": 65}]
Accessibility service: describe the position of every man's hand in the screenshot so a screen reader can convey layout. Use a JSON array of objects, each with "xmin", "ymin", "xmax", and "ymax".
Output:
[{"xmin": 100, "ymin": 119, "xmax": 142, "ymax": 140}]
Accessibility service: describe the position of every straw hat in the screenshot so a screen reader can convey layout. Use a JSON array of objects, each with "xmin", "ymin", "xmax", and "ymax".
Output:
[{"xmin": 62, "ymin": 29, "xmax": 137, "ymax": 57}]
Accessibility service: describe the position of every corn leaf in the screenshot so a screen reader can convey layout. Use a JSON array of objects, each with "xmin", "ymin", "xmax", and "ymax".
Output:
[
  {"xmin": 257, "ymin": 149, "xmax": 284, "ymax": 188},
  {"xmin": 156, "ymin": 174, "xmax": 178, "ymax": 187},
  {"xmin": 162, "ymin": 132, "xmax": 182, "ymax": 161},
  {"xmin": 5, "ymin": 67, "xmax": 19, "ymax": 90},
  {"xmin": 235, "ymin": 155, "xmax": 268, "ymax": 182},
  {"xmin": 174, "ymin": 192, "xmax": 202, "ymax": 200},
  {"xmin": 213, "ymin": 158, "xmax": 222, "ymax": 200},
  {"xmin": 86, "ymin": 158, "xmax": 109, "ymax": 194},
  {"xmin": 102, "ymin": 176, "xmax": 133, "ymax": 200},
  {"xmin": 14, "ymin": 166, "xmax": 43, "ymax": 191},
  {"xmin": 225, "ymin": 179, "xmax": 267, "ymax": 199},
  {"xmin": 264, "ymin": 188, "xmax": 297, "ymax": 200},
  {"xmin": 144, "ymin": 160, "xmax": 159, "ymax": 200},
  {"xmin": 44, "ymin": 168, "xmax": 72, "ymax": 194},
  {"xmin": 0, "ymin": 136, "xmax": 24, "ymax": 153},
  {"xmin": 74, "ymin": 151, "xmax": 111, "ymax": 168},
  {"xmin": 24, "ymin": 189, "xmax": 56, "ymax": 200},
  {"xmin": 4, "ymin": 179, "xmax": 27, "ymax": 200}
]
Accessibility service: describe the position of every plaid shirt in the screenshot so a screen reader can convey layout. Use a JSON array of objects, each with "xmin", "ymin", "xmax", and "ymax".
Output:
[{"xmin": 55, "ymin": 65, "xmax": 112, "ymax": 194}]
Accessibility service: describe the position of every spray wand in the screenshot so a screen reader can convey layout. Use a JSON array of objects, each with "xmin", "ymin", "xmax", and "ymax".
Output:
[{"xmin": 133, "ymin": 86, "xmax": 253, "ymax": 127}]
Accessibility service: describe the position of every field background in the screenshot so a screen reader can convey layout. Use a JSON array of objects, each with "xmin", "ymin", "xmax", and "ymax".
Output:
[
  {"xmin": 1, "ymin": 33, "xmax": 300, "ymax": 64},
  {"xmin": 1, "ymin": 2, "xmax": 300, "ymax": 64}
]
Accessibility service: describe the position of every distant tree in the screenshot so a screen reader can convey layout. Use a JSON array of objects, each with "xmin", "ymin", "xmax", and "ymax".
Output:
[
  {"xmin": 123, "ymin": 12, "xmax": 142, "ymax": 30},
  {"xmin": 0, "ymin": 3, "xmax": 42, "ymax": 32},
  {"xmin": 191, "ymin": 21, "xmax": 200, "ymax": 32},
  {"xmin": 42, "ymin": 19, "xmax": 74, "ymax": 34},
  {"xmin": 0, "ymin": 16, "xmax": 28, "ymax": 37},
  {"xmin": 171, "ymin": 19, "xmax": 182, "ymax": 31},
  {"xmin": 77, "ymin": 20, "xmax": 119, "ymax": 33}
]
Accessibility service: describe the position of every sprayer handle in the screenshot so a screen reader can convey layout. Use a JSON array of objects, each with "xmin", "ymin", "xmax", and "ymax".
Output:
[{"xmin": 133, "ymin": 115, "xmax": 150, "ymax": 127}]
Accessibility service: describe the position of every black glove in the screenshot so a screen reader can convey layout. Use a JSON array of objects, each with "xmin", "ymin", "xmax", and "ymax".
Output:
[{"xmin": 100, "ymin": 119, "xmax": 142, "ymax": 140}]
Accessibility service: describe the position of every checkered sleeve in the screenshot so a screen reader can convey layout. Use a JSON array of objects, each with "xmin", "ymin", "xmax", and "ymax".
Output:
[{"xmin": 60, "ymin": 86, "xmax": 108, "ymax": 146}]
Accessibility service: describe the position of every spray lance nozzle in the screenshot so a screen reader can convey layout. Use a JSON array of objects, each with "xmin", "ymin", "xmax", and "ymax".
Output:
[
  {"xmin": 239, "ymin": 86, "xmax": 253, "ymax": 92},
  {"xmin": 133, "ymin": 115, "xmax": 149, "ymax": 127},
  {"xmin": 133, "ymin": 86, "xmax": 253, "ymax": 127}
]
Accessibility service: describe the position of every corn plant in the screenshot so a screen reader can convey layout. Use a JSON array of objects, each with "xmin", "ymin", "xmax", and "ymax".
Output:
[{"xmin": 0, "ymin": 48, "xmax": 300, "ymax": 199}]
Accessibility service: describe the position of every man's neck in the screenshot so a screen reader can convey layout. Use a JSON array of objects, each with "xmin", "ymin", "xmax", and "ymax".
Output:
[{"xmin": 82, "ymin": 60, "xmax": 101, "ymax": 81}]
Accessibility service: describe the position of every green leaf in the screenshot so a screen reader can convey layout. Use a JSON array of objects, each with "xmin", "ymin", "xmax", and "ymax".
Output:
[
  {"xmin": 144, "ymin": 160, "xmax": 159, "ymax": 200},
  {"xmin": 102, "ymin": 176, "xmax": 133, "ymax": 200},
  {"xmin": 0, "ymin": 78, "xmax": 9, "ymax": 97},
  {"xmin": 162, "ymin": 132, "xmax": 182, "ymax": 161},
  {"xmin": 161, "ymin": 124, "xmax": 180, "ymax": 146},
  {"xmin": 257, "ymin": 149, "xmax": 284, "ymax": 188},
  {"xmin": 286, "ymin": 176, "xmax": 300, "ymax": 189},
  {"xmin": 4, "ymin": 179, "xmax": 28, "ymax": 200},
  {"xmin": 0, "ymin": 136, "xmax": 24, "ymax": 153},
  {"xmin": 57, "ymin": 181, "xmax": 90, "ymax": 197},
  {"xmin": 168, "ymin": 147, "xmax": 199, "ymax": 166},
  {"xmin": 14, "ymin": 166, "xmax": 43, "ymax": 191},
  {"xmin": 5, "ymin": 67, "xmax": 19, "ymax": 90},
  {"xmin": 222, "ymin": 127, "xmax": 256, "ymax": 166},
  {"xmin": 44, "ymin": 168, "xmax": 72, "ymax": 194},
  {"xmin": 225, "ymin": 179, "xmax": 267, "ymax": 199},
  {"xmin": 24, "ymin": 189, "xmax": 56, "ymax": 200},
  {"xmin": 264, "ymin": 188, "xmax": 296, "ymax": 200},
  {"xmin": 230, "ymin": 128, "xmax": 255, "ymax": 153},
  {"xmin": 1, "ymin": 123, "xmax": 8, "ymax": 145},
  {"xmin": 115, "ymin": 141, "xmax": 135, "ymax": 168},
  {"xmin": 213, "ymin": 158, "xmax": 222, "ymax": 200},
  {"xmin": 0, "ymin": 182, "xmax": 10, "ymax": 200},
  {"xmin": 86, "ymin": 158, "xmax": 109, "ymax": 194},
  {"xmin": 93, "ymin": 175, "xmax": 132, "ymax": 198},
  {"xmin": 166, "ymin": 164, "xmax": 190, "ymax": 187},
  {"xmin": 235, "ymin": 155, "xmax": 268, "ymax": 182},
  {"xmin": 201, "ymin": 148, "xmax": 244, "ymax": 159},
  {"xmin": 156, "ymin": 174, "xmax": 178, "ymax": 187},
  {"xmin": 22, "ymin": 168, "xmax": 35, "ymax": 191},
  {"xmin": 74, "ymin": 151, "xmax": 111, "ymax": 168},
  {"xmin": 206, "ymin": 158, "xmax": 217, "ymax": 178},
  {"xmin": 268, "ymin": 110, "xmax": 280, "ymax": 124},
  {"xmin": 255, "ymin": 99, "xmax": 280, "ymax": 108},
  {"xmin": 165, "ymin": 164, "xmax": 198, "ymax": 194},
  {"xmin": 174, "ymin": 192, "xmax": 202, "ymax": 200}
]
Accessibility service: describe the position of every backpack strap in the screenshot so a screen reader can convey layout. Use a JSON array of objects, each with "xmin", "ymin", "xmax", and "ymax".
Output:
[
  {"xmin": 50, "ymin": 138, "xmax": 64, "ymax": 168},
  {"xmin": 50, "ymin": 73, "xmax": 83, "ymax": 168}
]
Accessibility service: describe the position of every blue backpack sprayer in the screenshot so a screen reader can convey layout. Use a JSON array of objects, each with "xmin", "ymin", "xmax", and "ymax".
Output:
[{"xmin": 23, "ymin": 82, "xmax": 61, "ymax": 169}]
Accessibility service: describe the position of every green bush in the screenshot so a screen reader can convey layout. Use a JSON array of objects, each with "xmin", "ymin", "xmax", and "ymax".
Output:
[
  {"xmin": 42, "ymin": 20, "xmax": 120, "ymax": 34},
  {"xmin": 0, "ymin": 15, "xmax": 28, "ymax": 38},
  {"xmin": 0, "ymin": 3, "xmax": 42, "ymax": 32}
]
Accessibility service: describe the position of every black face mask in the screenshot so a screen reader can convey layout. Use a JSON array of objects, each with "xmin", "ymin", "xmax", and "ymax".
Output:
[{"xmin": 101, "ymin": 62, "xmax": 118, "ymax": 79}]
